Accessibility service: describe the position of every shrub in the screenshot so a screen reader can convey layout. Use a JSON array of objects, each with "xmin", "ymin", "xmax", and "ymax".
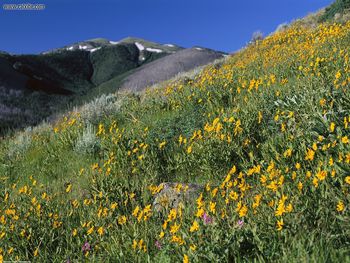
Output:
[
  {"xmin": 74, "ymin": 123, "xmax": 100, "ymax": 154},
  {"xmin": 7, "ymin": 127, "xmax": 32, "ymax": 157},
  {"xmin": 250, "ymin": 31, "xmax": 264, "ymax": 44},
  {"xmin": 275, "ymin": 22, "xmax": 289, "ymax": 33},
  {"xmin": 76, "ymin": 94, "xmax": 122, "ymax": 123}
]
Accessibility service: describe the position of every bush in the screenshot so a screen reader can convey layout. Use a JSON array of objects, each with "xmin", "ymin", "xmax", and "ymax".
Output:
[
  {"xmin": 7, "ymin": 127, "xmax": 32, "ymax": 157},
  {"xmin": 250, "ymin": 31, "xmax": 264, "ymax": 44},
  {"xmin": 76, "ymin": 94, "xmax": 122, "ymax": 124},
  {"xmin": 74, "ymin": 123, "xmax": 100, "ymax": 154},
  {"xmin": 275, "ymin": 23, "xmax": 289, "ymax": 33}
]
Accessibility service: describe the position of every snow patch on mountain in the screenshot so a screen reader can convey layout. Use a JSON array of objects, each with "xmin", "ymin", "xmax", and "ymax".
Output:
[
  {"xmin": 135, "ymin": 42, "xmax": 145, "ymax": 51},
  {"xmin": 79, "ymin": 45, "xmax": 89, "ymax": 50},
  {"xmin": 90, "ymin": 47, "xmax": 101, "ymax": 53},
  {"xmin": 146, "ymin": 48, "xmax": 163, "ymax": 53}
]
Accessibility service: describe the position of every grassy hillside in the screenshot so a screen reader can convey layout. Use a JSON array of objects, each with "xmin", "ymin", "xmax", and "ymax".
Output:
[
  {"xmin": 320, "ymin": 0, "xmax": 350, "ymax": 22},
  {"xmin": 1, "ymin": 20, "xmax": 350, "ymax": 262},
  {"xmin": 291, "ymin": 0, "xmax": 350, "ymax": 28}
]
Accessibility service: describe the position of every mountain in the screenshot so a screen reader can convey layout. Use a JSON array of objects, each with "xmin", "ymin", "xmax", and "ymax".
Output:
[
  {"xmin": 44, "ymin": 37, "xmax": 182, "ymax": 55},
  {"xmin": 0, "ymin": 38, "xmax": 225, "ymax": 132}
]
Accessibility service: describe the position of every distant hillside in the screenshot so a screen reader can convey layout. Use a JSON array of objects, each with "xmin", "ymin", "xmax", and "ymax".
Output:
[
  {"xmin": 0, "ymin": 37, "xmax": 223, "ymax": 133},
  {"xmin": 121, "ymin": 47, "xmax": 225, "ymax": 91}
]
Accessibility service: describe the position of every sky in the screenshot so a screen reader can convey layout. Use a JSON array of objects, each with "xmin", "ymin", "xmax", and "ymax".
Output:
[{"xmin": 0, "ymin": 0, "xmax": 334, "ymax": 54}]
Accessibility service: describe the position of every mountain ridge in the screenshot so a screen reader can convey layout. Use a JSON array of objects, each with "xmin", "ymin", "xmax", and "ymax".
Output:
[{"xmin": 0, "ymin": 37, "xmax": 225, "ymax": 133}]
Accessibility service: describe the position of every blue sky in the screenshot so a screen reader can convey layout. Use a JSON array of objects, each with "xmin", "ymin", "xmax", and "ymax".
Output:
[{"xmin": 0, "ymin": 0, "xmax": 333, "ymax": 54}]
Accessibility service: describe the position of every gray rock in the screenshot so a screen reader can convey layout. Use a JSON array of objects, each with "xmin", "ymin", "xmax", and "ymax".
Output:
[{"xmin": 153, "ymin": 182, "xmax": 203, "ymax": 212}]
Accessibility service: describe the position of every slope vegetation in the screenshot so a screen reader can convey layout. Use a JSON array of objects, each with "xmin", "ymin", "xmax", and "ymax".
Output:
[{"xmin": 1, "ymin": 19, "xmax": 350, "ymax": 262}]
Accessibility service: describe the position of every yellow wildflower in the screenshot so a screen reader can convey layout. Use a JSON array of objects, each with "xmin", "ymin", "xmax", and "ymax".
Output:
[
  {"xmin": 239, "ymin": 205, "xmax": 248, "ymax": 217},
  {"xmin": 337, "ymin": 201, "xmax": 345, "ymax": 212},
  {"xmin": 159, "ymin": 231, "xmax": 165, "ymax": 239},
  {"xmin": 190, "ymin": 220, "xmax": 199, "ymax": 232},
  {"xmin": 277, "ymin": 219, "xmax": 284, "ymax": 231},
  {"xmin": 319, "ymin": 98, "xmax": 326, "ymax": 107},
  {"xmin": 183, "ymin": 254, "xmax": 189, "ymax": 263},
  {"xmin": 284, "ymin": 148, "xmax": 292, "ymax": 158},
  {"xmin": 132, "ymin": 206, "xmax": 140, "ymax": 217},
  {"xmin": 305, "ymin": 149, "xmax": 315, "ymax": 161},
  {"xmin": 298, "ymin": 182, "xmax": 303, "ymax": 191},
  {"xmin": 187, "ymin": 145, "xmax": 193, "ymax": 154},
  {"xmin": 345, "ymin": 176, "xmax": 350, "ymax": 184},
  {"xmin": 110, "ymin": 202, "xmax": 118, "ymax": 210},
  {"xmin": 258, "ymin": 111, "xmax": 263, "ymax": 124},
  {"xmin": 209, "ymin": 202, "xmax": 216, "ymax": 214},
  {"xmin": 159, "ymin": 141, "xmax": 166, "ymax": 149},
  {"xmin": 190, "ymin": 244, "xmax": 197, "ymax": 251},
  {"xmin": 316, "ymin": 170, "xmax": 327, "ymax": 181},
  {"xmin": 170, "ymin": 223, "xmax": 181, "ymax": 234},
  {"xmin": 65, "ymin": 183, "xmax": 72, "ymax": 193},
  {"xmin": 132, "ymin": 239, "xmax": 137, "ymax": 250},
  {"xmin": 97, "ymin": 226, "xmax": 104, "ymax": 236},
  {"xmin": 335, "ymin": 71, "xmax": 341, "ymax": 79},
  {"xmin": 87, "ymin": 226, "xmax": 94, "ymax": 235},
  {"xmin": 117, "ymin": 215, "xmax": 127, "ymax": 225},
  {"xmin": 196, "ymin": 208, "xmax": 204, "ymax": 218}
]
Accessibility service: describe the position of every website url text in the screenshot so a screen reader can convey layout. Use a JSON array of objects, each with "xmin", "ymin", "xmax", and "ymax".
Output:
[{"xmin": 3, "ymin": 3, "xmax": 45, "ymax": 11}]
